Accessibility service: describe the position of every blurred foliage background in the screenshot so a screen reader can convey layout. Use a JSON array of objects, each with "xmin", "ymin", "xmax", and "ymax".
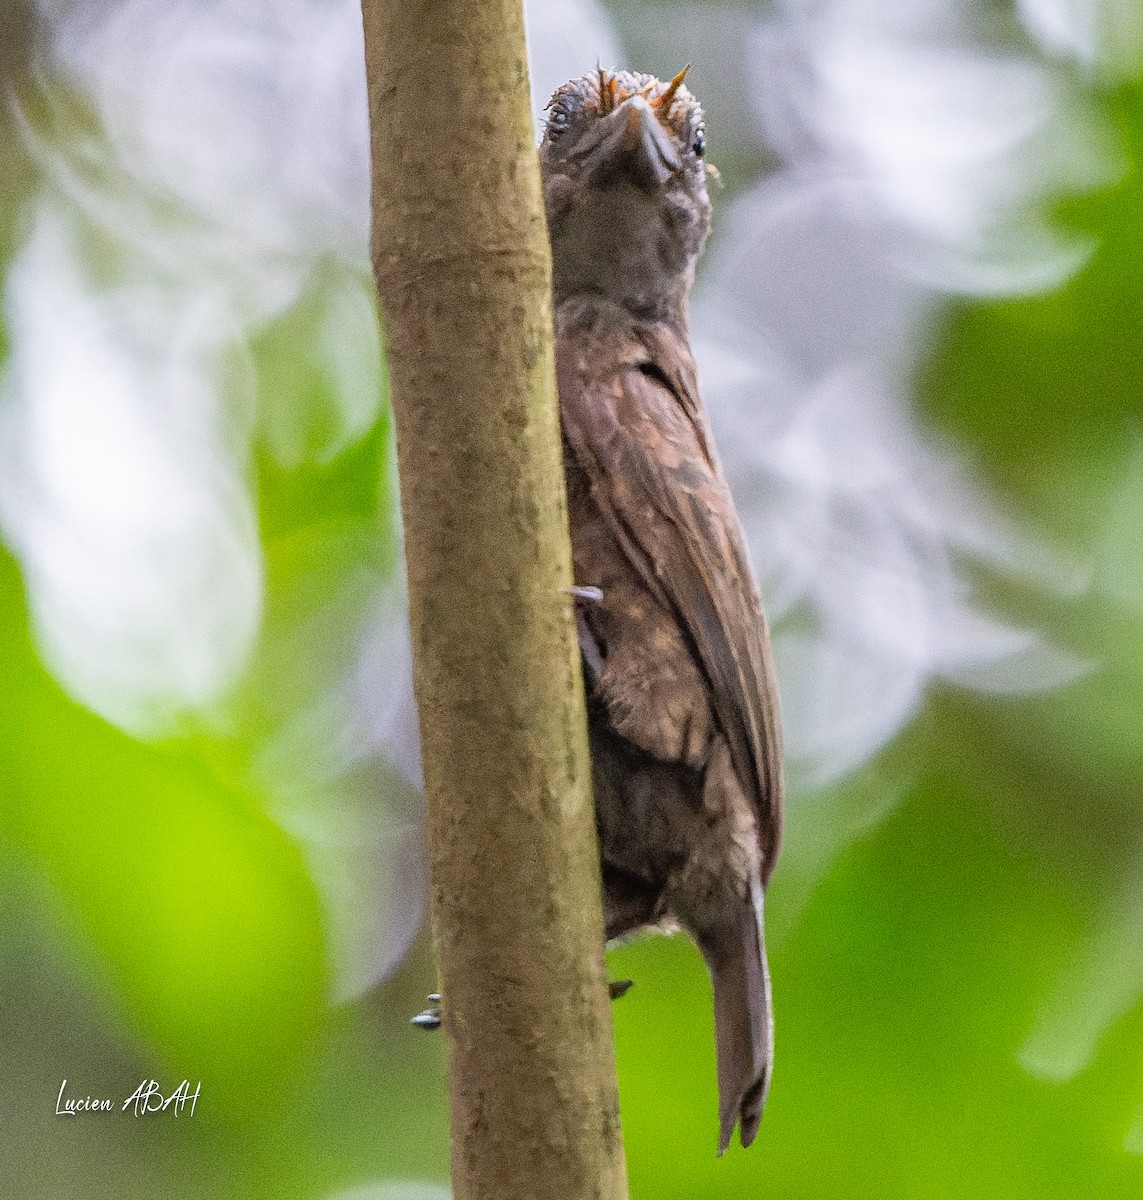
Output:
[{"xmin": 2, "ymin": 1, "xmax": 1143, "ymax": 1198}]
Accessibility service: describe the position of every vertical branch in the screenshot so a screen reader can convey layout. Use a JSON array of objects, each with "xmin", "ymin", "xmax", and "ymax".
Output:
[{"xmin": 360, "ymin": 4, "xmax": 629, "ymax": 1199}]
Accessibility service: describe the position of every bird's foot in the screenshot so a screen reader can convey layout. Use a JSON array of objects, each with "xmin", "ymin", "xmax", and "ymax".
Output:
[
  {"xmin": 410, "ymin": 993, "xmax": 441, "ymax": 1030},
  {"xmin": 411, "ymin": 983, "xmax": 631, "ymax": 1029},
  {"xmin": 567, "ymin": 585, "xmax": 603, "ymax": 604},
  {"xmin": 571, "ymin": 585, "xmax": 606, "ymax": 683}
]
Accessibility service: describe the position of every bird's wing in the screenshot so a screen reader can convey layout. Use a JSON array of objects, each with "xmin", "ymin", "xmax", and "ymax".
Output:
[{"xmin": 558, "ymin": 315, "xmax": 783, "ymax": 876}]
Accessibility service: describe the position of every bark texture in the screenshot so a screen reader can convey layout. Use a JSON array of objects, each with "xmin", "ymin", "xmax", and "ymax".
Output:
[{"xmin": 360, "ymin": 5, "xmax": 628, "ymax": 1199}]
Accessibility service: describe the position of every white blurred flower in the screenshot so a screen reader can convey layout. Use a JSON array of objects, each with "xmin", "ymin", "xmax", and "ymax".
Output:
[
  {"xmin": 1018, "ymin": 0, "xmax": 1143, "ymax": 79},
  {"xmin": 691, "ymin": 0, "xmax": 1102, "ymax": 793},
  {"xmin": 0, "ymin": 201, "xmax": 263, "ymax": 733},
  {"xmin": 695, "ymin": 174, "xmax": 1090, "ymax": 790},
  {"xmin": 2, "ymin": 0, "xmax": 387, "ymax": 734},
  {"xmin": 39, "ymin": 0, "xmax": 372, "ymax": 269},
  {"xmin": 749, "ymin": 0, "xmax": 1116, "ymax": 294}
]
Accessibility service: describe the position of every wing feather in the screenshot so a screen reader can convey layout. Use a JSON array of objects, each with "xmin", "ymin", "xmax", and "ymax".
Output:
[{"xmin": 559, "ymin": 309, "xmax": 783, "ymax": 875}]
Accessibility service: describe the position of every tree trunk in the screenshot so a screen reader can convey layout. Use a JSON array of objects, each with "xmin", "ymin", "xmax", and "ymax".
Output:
[{"xmin": 360, "ymin": 5, "xmax": 629, "ymax": 1199}]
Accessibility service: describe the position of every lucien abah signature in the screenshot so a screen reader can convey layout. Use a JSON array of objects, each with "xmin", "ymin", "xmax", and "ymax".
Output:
[{"xmin": 55, "ymin": 1079, "xmax": 201, "ymax": 1117}]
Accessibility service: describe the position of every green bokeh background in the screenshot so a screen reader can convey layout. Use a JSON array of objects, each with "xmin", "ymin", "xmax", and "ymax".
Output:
[{"xmin": 3, "ymin": 3, "xmax": 1143, "ymax": 1198}]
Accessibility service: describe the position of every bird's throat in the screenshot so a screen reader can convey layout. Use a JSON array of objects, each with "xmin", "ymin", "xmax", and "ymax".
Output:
[{"xmin": 548, "ymin": 179, "xmax": 694, "ymax": 321}]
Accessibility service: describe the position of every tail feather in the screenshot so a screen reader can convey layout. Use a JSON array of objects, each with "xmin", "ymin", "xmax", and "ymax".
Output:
[{"xmin": 711, "ymin": 890, "xmax": 773, "ymax": 1154}]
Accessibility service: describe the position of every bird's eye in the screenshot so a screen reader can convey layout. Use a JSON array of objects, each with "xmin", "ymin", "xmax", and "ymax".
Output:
[
  {"xmin": 547, "ymin": 108, "xmax": 570, "ymax": 139},
  {"xmin": 693, "ymin": 126, "xmax": 706, "ymax": 158}
]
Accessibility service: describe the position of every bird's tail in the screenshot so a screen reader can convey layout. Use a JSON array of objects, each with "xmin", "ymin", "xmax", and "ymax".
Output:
[{"xmin": 710, "ymin": 886, "xmax": 773, "ymax": 1154}]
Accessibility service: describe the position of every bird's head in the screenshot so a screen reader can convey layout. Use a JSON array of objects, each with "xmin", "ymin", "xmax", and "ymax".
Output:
[{"xmin": 540, "ymin": 68, "xmax": 713, "ymax": 319}]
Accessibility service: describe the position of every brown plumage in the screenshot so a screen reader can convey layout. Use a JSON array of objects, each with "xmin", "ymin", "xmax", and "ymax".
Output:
[{"xmin": 541, "ymin": 70, "xmax": 785, "ymax": 1153}]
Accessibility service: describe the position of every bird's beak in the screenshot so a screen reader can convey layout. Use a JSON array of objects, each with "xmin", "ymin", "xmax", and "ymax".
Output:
[{"xmin": 572, "ymin": 94, "xmax": 682, "ymax": 191}]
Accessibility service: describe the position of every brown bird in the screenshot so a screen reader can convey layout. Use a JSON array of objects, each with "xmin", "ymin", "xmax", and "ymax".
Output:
[{"xmin": 541, "ymin": 67, "xmax": 784, "ymax": 1154}]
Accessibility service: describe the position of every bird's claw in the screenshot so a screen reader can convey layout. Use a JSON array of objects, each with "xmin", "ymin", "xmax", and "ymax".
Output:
[
  {"xmin": 411, "ymin": 993, "xmax": 442, "ymax": 1030},
  {"xmin": 608, "ymin": 979, "xmax": 634, "ymax": 1000},
  {"xmin": 567, "ymin": 585, "xmax": 604, "ymax": 604}
]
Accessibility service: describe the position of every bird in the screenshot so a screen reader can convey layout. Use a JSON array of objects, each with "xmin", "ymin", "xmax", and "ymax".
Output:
[{"xmin": 541, "ymin": 66, "xmax": 784, "ymax": 1154}]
